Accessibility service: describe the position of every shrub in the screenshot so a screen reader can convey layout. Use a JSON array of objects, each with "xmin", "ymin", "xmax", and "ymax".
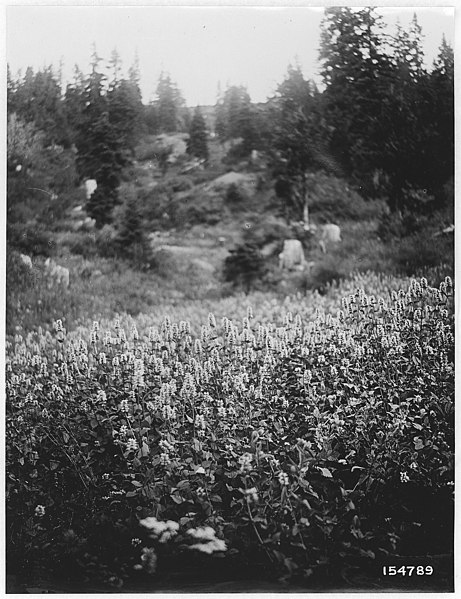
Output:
[
  {"xmin": 95, "ymin": 225, "xmax": 119, "ymax": 258},
  {"xmin": 225, "ymin": 182, "xmax": 245, "ymax": 205},
  {"xmin": 223, "ymin": 242, "xmax": 266, "ymax": 293},
  {"xmin": 7, "ymin": 222, "xmax": 54, "ymax": 257},
  {"xmin": 308, "ymin": 261, "xmax": 347, "ymax": 294},
  {"xmin": 242, "ymin": 217, "xmax": 291, "ymax": 248},
  {"xmin": 60, "ymin": 232, "xmax": 97, "ymax": 259},
  {"xmin": 170, "ymin": 193, "xmax": 224, "ymax": 227},
  {"xmin": 392, "ymin": 233, "xmax": 454, "ymax": 275},
  {"xmin": 307, "ymin": 172, "xmax": 385, "ymax": 222},
  {"xmin": 169, "ymin": 176, "xmax": 194, "ymax": 193}
]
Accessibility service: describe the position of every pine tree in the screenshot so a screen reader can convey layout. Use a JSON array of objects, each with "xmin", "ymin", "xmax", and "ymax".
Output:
[
  {"xmin": 7, "ymin": 64, "xmax": 17, "ymax": 113},
  {"xmin": 379, "ymin": 13, "xmax": 428, "ymax": 208},
  {"xmin": 155, "ymin": 72, "xmax": 184, "ymax": 133},
  {"xmin": 392, "ymin": 14, "xmax": 425, "ymax": 83},
  {"xmin": 187, "ymin": 107, "xmax": 208, "ymax": 160},
  {"xmin": 107, "ymin": 78, "xmax": 144, "ymax": 155},
  {"xmin": 108, "ymin": 48, "xmax": 122, "ymax": 87},
  {"xmin": 76, "ymin": 46, "xmax": 127, "ymax": 227},
  {"xmin": 64, "ymin": 65, "xmax": 86, "ymax": 142},
  {"xmin": 213, "ymin": 84, "xmax": 257, "ymax": 156},
  {"xmin": 83, "ymin": 110, "xmax": 126, "ymax": 227},
  {"xmin": 223, "ymin": 242, "xmax": 266, "ymax": 293},
  {"xmin": 269, "ymin": 65, "xmax": 321, "ymax": 223},
  {"xmin": 319, "ymin": 7, "xmax": 392, "ymax": 185},
  {"xmin": 12, "ymin": 65, "xmax": 70, "ymax": 146},
  {"xmin": 422, "ymin": 36, "xmax": 454, "ymax": 199}
]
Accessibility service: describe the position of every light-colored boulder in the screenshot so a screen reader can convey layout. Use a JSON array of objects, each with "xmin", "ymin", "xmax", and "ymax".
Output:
[
  {"xmin": 310, "ymin": 223, "xmax": 342, "ymax": 253},
  {"xmin": 82, "ymin": 217, "xmax": 96, "ymax": 231},
  {"xmin": 260, "ymin": 241, "xmax": 279, "ymax": 257},
  {"xmin": 84, "ymin": 179, "xmax": 97, "ymax": 200},
  {"xmin": 19, "ymin": 253, "xmax": 33, "ymax": 269},
  {"xmin": 278, "ymin": 239, "xmax": 307, "ymax": 271},
  {"xmin": 44, "ymin": 258, "xmax": 70, "ymax": 289}
]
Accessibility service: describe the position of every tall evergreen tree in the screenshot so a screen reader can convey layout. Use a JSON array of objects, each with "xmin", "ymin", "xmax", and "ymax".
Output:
[
  {"xmin": 187, "ymin": 107, "xmax": 209, "ymax": 160},
  {"xmin": 108, "ymin": 47, "xmax": 122, "ymax": 87},
  {"xmin": 76, "ymin": 46, "xmax": 127, "ymax": 227},
  {"xmin": 7, "ymin": 64, "xmax": 17, "ymax": 113},
  {"xmin": 269, "ymin": 65, "xmax": 322, "ymax": 223},
  {"xmin": 155, "ymin": 72, "xmax": 184, "ymax": 133},
  {"xmin": 421, "ymin": 36, "xmax": 454, "ymax": 200},
  {"xmin": 64, "ymin": 65, "xmax": 86, "ymax": 143},
  {"xmin": 213, "ymin": 84, "xmax": 258, "ymax": 155},
  {"xmin": 106, "ymin": 50, "xmax": 144, "ymax": 156},
  {"xmin": 378, "ymin": 13, "xmax": 428, "ymax": 208},
  {"xmin": 12, "ymin": 65, "xmax": 70, "ymax": 146},
  {"xmin": 319, "ymin": 7, "xmax": 392, "ymax": 188}
]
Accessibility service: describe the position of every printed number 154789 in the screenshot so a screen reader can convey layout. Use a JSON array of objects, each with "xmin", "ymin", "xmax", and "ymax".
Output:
[{"xmin": 383, "ymin": 566, "xmax": 433, "ymax": 576}]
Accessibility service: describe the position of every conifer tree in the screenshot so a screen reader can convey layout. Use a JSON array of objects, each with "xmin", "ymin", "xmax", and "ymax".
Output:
[
  {"xmin": 64, "ymin": 65, "xmax": 86, "ymax": 143},
  {"xmin": 213, "ymin": 84, "xmax": 257, "ymax": 156},
  {"xmin": 76, "ymin": 46, "xmax": 127, "ymax": 227},
  {"xmin": 319, "ymin": 7, "xmax": 400, "ymax": 196},
  {"xmin": 187, "ymin": 107, "xmax": 208, "ymax": 160},
  {"xmin": 106, "ymin": 50, "xmax": 144, "ymax": 156},
  {"xmin": 422, "ymin": 36, "xmax": 454, "ymax": 199},
  {"xmin": 12, "ymin": 65, "xmax": 70, "ymax": 146},
  {"xmin": 155, "ymin": 72, "xmax": 184, "ymax": 133},
  {"xmin": 7, "ymin": 64, "xmax": 17, "ymax": 113},
  {"xmin": 269, "ymin": 65, "xmax": 321, "ymax": 223}
]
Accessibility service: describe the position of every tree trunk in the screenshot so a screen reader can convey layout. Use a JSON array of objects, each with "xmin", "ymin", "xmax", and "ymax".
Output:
[
  {"xmin": 302, "ymin": 171, "xmax": 310, "ymax": 228},
  {"xmin": 303, "ymin": 198, "xmax": 309, "ymax": 228}
]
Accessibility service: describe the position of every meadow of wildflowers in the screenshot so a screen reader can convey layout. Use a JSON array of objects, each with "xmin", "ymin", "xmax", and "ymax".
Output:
[{"xmin": 6, "ymin": 273, "xmax": 454, "ymax": 589}]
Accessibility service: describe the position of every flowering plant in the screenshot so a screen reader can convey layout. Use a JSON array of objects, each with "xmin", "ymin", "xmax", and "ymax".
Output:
[{"xmin": 6, "ymin": 274, "xmax": 454, "ymax": 587}]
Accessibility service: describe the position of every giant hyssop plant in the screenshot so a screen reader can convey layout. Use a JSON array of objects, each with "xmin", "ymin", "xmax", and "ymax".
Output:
[{"xmin": 6, "ymin": 275, "xmax": 454, "ymax": 587}]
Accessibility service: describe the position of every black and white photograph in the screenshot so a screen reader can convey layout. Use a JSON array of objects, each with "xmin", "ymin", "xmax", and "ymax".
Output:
[{"xmin": 4, "ymin": 2, "xmax": 455, "ymax": 594}]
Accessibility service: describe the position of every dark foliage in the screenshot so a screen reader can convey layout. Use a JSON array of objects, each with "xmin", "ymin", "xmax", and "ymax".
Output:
[
  {"xmin": 223, "ymin": 243, "xmax": 266, "ymax": 293},
  {"xmin": 187, "ymin": 107, "xmax": 209, "ymax": 161}
]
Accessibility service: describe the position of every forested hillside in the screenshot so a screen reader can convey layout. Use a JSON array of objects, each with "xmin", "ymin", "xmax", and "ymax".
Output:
[{"xmin": 7, "ymin": 10, "xmax": 454, "ymax": 320}]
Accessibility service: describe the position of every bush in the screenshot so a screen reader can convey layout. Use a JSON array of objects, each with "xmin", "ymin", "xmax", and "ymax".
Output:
[
  {"xmin": 308, "ymin": 259, "xmax": 347, "ymax": 294},
  {"xmin": 392, "ymin": 232, "xmax": 454, "ymax": 275},
  {"xmin": 225, "ymin": 182, "xmax": 246, "ymax": 205},
  {"xmin": 169, "ymin": 176, "xmax": 194, "ymax": 193},
  {"xmin": 7, "ymin": 222, "xmax": 54, "ymax": 257},
  {"xmin": 170, "ymin": 193, "xmax": 224, "ymax": 227},
  {"xmin": 95, "ymin": 225, "xmax": 119, "ymax": 258},
  {"xmin": 242, "ymin": 217, "xmax": 291, "ymax": 248},
  {"xmin": 223, "ymin": 242, "xmax": 267, "ymax": 293},
  {"xmin": 307, "ymin": 172, "xmax": 385, "ymax": 222},
  {"xmin": 59, "ymin": 232, "xmax": 97, "ymax": 259}
]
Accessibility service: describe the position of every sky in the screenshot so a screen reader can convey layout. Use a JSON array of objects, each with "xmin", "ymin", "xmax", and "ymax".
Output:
[{"xmin": 5, "ymin": 3, "xmax": 455, "ymax": 107}]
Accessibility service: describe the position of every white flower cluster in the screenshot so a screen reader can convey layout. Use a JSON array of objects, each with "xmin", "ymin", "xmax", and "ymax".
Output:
[
  {"xmin": 126, "ymin": 438, "xmax": 139, "ymax": 452},
  {"xmin": 238, "ymin": 453, "xmax": 253, "ymax": 472},
  {"xmin": 245, "ymin": 487, "xmax": 259, "ymax": 503},
  {"xmin": 187, "ymin": 526, "xmax": 227, "ymax": 554},
  {"xmin": 119, "ymin": 399, "xmax": 130, "ymax": 413},
  {"xmin": 195, "ymin": 414, "xmax": 206, "ymax": 429},
  {"xmin": 278, "ymin": 471, "xmax": 289, "ymax": 486},
  {"xmin": 400, "ymin": 471, "xmax": 410, "ymax": 483},
  {"xmin": 139, "ymin": 517, "xmax": 179, "ymax": 543},
  {"xmin": 133, "ymin": 357, "xmax": 145, "ymax": 388}
]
